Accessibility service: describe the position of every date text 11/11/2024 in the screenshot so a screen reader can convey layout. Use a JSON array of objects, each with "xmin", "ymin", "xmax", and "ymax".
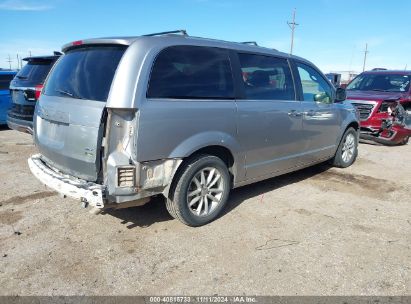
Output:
[{"xmin": 148, "ymin": 296, "xmax": 257, "ymax": 303}]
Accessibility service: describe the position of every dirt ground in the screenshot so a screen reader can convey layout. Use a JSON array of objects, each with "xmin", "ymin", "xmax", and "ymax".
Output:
[{"xmin": 0, "ymin": 126, "xmax": 410, "ymax": 296}]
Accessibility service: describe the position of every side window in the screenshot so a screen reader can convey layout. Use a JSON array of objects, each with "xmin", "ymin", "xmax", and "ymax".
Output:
[
  {"xmin": 297, "ymin": 62, "xmax": 333, "ymax": 104},
  {"xmin": 238, "ymin": 53, "xmax": 295, "ymax": 100},
  {"xmin": 0, "ymin": 74, "xmax": 14, "ymax": 90},
  {"xmin": 147, "ymin": 46, "xmax": 234, "ymax": 99}
]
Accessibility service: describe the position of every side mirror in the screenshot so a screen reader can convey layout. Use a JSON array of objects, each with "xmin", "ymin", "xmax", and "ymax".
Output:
[
  {"xmin": 314, "ymin": 92, "xmax": 332, "ymax": 104},
  {"xmin": 335, "ymin": 87, "xmax": 346, "ymax": 102}
]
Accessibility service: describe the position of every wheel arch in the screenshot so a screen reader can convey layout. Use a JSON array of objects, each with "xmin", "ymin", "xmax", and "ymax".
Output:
[
  {"xmin": 163, "ymin": 144, "xmax": 238, "ymax": 198},
  {"xmin": 336, "ymin": 120, "xmax": 360, "ymax": 147}
]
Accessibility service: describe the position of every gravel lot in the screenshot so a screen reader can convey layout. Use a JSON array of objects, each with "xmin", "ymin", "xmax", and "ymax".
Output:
[{"xmin": 0, "ymin": 126, "xmax": 410, "ymax": 296}]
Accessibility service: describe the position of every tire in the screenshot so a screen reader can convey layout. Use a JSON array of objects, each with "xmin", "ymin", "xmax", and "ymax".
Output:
[
  {"xmin": 166, "ymin": 155, "xmax": 231, "ymax": 227},
  {"xmin": 400, "ymin": 135, "xmax": 409, "ymax": 145},
  {"xmin": 331, "ymin": 127, "xmax": 358, "ymax": 168}
]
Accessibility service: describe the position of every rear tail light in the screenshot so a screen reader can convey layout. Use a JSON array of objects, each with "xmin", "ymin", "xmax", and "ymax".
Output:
[{"xmin": 34, "ymin": 84, "xmax": 43, "ymax": 100}]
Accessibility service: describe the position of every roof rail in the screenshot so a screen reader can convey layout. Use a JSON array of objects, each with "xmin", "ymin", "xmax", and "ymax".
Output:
[
  {"xmin": 144, "ymin": 30, "xmax": 188, "ymax": 37},
  {"xmin": 240, "ymin": 41, "xmax": 258, "ymax": 46}
]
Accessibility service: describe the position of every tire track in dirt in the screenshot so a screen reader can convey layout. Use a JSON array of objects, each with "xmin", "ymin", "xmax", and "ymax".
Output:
[
  {"xmin": 0, "ymin": 191, "xmax": 56, "ymax": 206},
  {"xmin": 307, "ymin": 170, "xmax": 401, "ymax": 200}
]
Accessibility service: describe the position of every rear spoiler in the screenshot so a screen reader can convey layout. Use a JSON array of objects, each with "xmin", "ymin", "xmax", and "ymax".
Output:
[
  {"xmin": 62, "ymin": 38, "xmax": 132, "ymax": 52},
  {"xmin": 22, "ymin": 55, "xmax": 61, "ymax": 62},
  {"xmin": 62, "ymin": 30, "xmax": 188, "ymax": 52}
]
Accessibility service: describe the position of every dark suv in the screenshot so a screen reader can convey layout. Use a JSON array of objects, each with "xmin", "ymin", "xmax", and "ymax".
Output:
[
  {"xmin": 7, "ymin": 55, "xmax": 60, "ymax": 134},
  {"xmin": 346, "ymin": 70, "xmax": 411, "ymax": 145}
]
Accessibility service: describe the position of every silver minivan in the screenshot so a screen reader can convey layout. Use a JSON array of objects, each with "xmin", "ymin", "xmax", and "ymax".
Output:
[{"xmin": 28, "ymin": 31, "xmax": 359, "ymax": 226}]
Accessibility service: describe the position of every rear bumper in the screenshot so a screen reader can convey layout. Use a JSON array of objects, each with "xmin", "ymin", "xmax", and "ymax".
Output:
[
  {"xmin": 28, "ymin": 154, "xmax": 105, "ymax": 208},
  {"xmin": 7, "ymin": 115, "xmax": 33, "ymax": 134}
]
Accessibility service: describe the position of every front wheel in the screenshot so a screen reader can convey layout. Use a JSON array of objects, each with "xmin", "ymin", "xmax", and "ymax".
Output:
[
  {"xmin": 166, "ymin": 155, "xmax": 231, "ymax": 226},
  {"xmin": 400, "ymin": 135, "xmax": 409, "ymax": 145},
  {"xmin": 331, "ymin": 127, "xmax": 358, "ymax": 168}
]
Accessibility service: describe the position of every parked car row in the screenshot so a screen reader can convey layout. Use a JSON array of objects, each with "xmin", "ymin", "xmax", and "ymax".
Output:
[
  {"xmin": 0, "ymin": 70, "xmax": 17, "ymax": 125},
  {"xmin": 2, "ymin": 30, "xmax": 409, "ymax": 226}
]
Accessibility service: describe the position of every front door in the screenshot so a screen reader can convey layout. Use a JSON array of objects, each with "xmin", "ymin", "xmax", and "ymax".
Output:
[{"xmin": 295, "ymin": 62, "xmax": 341, "ymax": 163}]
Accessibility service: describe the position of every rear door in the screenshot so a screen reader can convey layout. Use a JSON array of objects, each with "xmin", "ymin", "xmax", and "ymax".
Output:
[
  {"xmin": 34, "ymin": 45, "xmax": 126, "ymax": 181},
  {"xmin": 234, "ymin": 52, "xmax": 304, "ymax": 179}
]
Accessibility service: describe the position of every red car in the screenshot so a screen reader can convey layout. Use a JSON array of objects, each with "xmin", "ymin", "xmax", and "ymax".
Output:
[{"xmin": 346, "ymin": 70, "xmax": 411, "ymax": 145}]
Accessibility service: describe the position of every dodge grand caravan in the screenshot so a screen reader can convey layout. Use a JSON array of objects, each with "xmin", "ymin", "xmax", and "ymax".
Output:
[{"xmin": 28, "ymin": 31, "xmax": 359, "ymax": 226}]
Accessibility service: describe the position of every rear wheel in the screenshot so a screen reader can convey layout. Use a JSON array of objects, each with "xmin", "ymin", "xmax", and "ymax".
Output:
[
  {"xmin": 331, "ymin": 127, "xmax": 358, "ymax": 168},
  {"xmin": 166, "ymin": 155, "xmax": 230, "ymax": 226}
]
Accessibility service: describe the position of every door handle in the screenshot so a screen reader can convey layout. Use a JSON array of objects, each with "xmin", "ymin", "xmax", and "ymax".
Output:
[
  {"xmin": 304, "ymin": 109, "xmax": 316, "ymax": 116},
  {"xmin": 288, "ymin": 110, "xmax": 302, "ymax": 117}
]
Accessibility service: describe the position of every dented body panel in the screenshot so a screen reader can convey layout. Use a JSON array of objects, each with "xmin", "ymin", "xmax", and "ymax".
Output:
[{"xmin": 29, "ymin": 34, "xmax": 359, "ymax": 210}]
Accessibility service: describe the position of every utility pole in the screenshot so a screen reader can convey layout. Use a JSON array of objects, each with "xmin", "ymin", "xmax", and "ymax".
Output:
[
  {"xmin": 16, "ymin": 54, "xmax": 20, "ymax": 70},
  {"xmin": 6, "ymin": 54, "xmax": 12, "ymax": 70},
  {"xmin": 287, "ymin": 8, "xmax": 299, "ymax": 55},
  {"xmin": 29, "ymin": 50, "xmax": 32, "ymax": 57},
  {"xmin": 362, "ymin": 43, "xmax": 368, "ymax": 72}
]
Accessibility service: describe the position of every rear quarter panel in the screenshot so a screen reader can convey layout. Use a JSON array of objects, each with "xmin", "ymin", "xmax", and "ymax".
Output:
[{"xmin": 136, "ymin": 99, "xmax": 244, "ymax": 183}]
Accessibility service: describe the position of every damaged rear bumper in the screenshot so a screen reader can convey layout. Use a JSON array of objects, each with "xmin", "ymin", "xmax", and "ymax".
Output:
[{"xmin": 28, "ymin": 154, "xmax": 105, "ymax": 208}]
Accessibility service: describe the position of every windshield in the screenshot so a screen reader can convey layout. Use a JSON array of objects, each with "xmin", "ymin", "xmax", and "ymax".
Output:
[
  {"xmin": 347, "ymin": 73, "xmax": 411, "ymax": 92},
  {"xmin": 16, "ymin": 61, "xmax": 53, "ymax": 83},
  {"xmin": 44, "ymin": 45, "xmax": 126, "ymax": 102}
]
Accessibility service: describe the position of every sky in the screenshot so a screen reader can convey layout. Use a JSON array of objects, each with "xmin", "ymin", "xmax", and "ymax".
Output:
[{"xmin": 0, "ymin": 0, "xmax": 410, "ymax": 73}]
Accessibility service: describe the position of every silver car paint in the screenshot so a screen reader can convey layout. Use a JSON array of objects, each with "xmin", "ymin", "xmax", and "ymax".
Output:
[{"xmin": 33, "ymin": 34, "xmax": 359, "ymax": 206}]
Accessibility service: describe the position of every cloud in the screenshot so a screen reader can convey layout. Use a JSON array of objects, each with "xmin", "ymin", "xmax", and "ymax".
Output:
[{"xmin": 0, "ymin": 0, "xmax": 53, "ymax": 11}]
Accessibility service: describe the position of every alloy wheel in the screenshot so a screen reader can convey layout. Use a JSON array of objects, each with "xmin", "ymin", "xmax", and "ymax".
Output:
[
  {"xmin": 342, "ymin": 133, "xmax": 356, "ymax": 163},
  {"xmin": 186, "ymin": 167, "xmax": 224, "ymax": 217}
]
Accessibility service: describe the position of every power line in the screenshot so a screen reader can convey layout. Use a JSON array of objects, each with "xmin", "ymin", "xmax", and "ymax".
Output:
[
  {"xmin": 362, "ymin": 43, "xmax": 368, "ymax": 72},
  {"xmin": 287, "ymin": 8, "xmax": 299, "ymax": 55},
  {"xmin": 6, "ymin": 54, "xmax": 12, "ymax": 70}
]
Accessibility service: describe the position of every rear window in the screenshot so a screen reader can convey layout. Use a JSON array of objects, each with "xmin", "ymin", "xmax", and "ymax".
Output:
[
  {"xmin": 44, "ymin": 45, "xmax": 126, "ymax": 102},
  {"xmin": 147, "ymin": 45, "xmax": 234, "ymax": 99},
  {"xmin": 0, "ymin": 74, "xmax": 14, "ymax": 90},
  {"xmin": 16, "ymin": 61, "xmax": 53, "ymax": 83}
]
